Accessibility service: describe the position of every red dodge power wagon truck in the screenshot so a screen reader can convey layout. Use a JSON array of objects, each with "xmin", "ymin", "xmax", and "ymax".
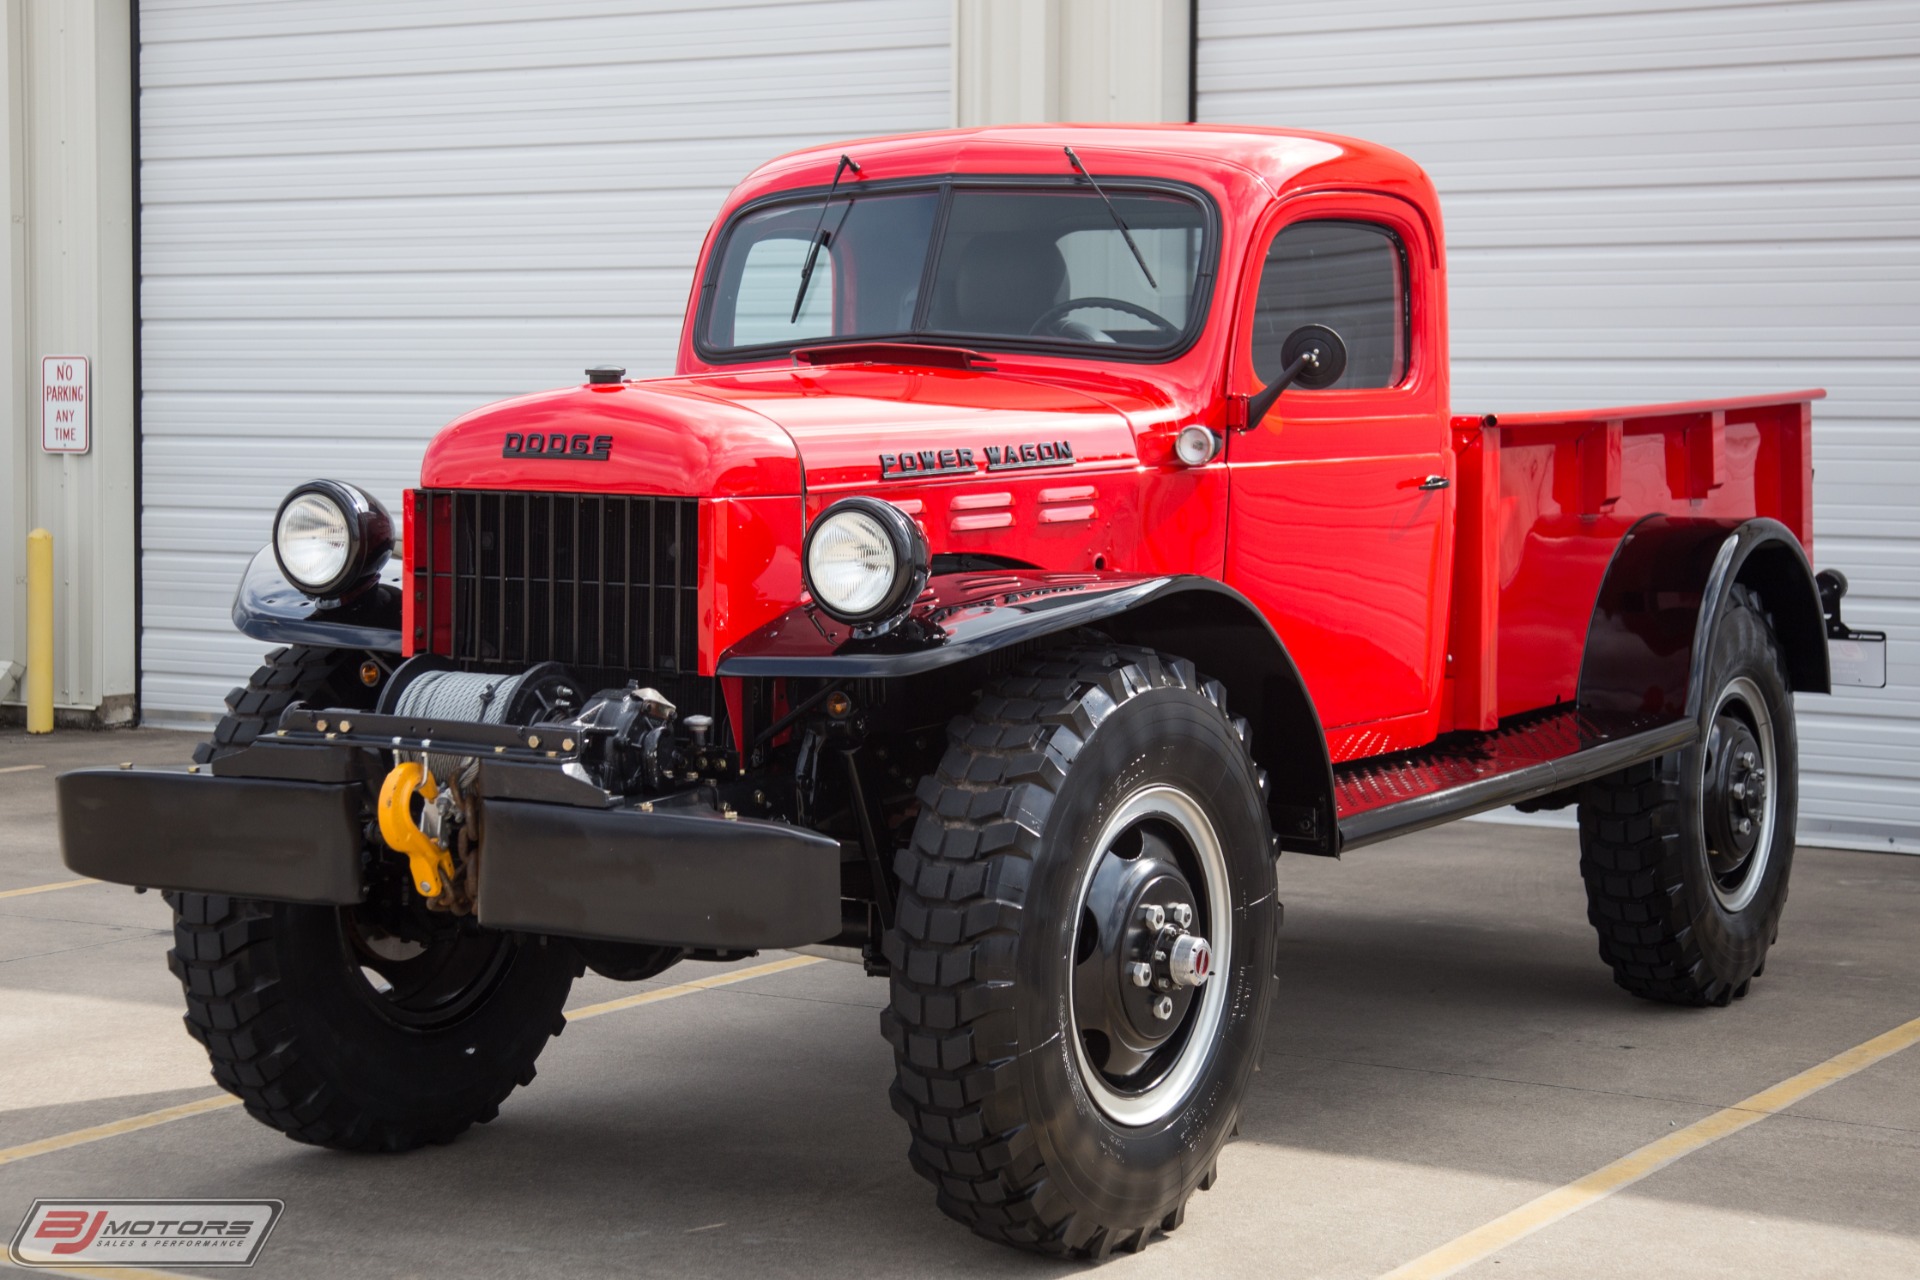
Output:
[{"xmin": 60, "ymin": 126, "xmax": 1877, "ymax": 1257}]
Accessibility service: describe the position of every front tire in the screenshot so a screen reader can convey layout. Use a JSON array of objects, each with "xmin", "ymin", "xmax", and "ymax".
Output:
[
  {"xmin": 169, "ymin": 892, "xmax": 579, "ymax": 1150},
  {"xmin": 884, "ymin": 646, "xmax": 1278, "ymax": 1257},
  {"xmin": 172, "ymin": 644, "xmax": 579, "ymax": 1149},
  {"xmin": 1578, "ymin": 585, "xmax": 1798, "ymax": 1005}
]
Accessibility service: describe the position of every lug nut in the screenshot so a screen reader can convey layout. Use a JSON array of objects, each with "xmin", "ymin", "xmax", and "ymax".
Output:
[
  {"xmin": 1151, "ymin": 995, "xmax": 1174, "ymax": 1020},
  {"xmin": 1170, "ymin": 902, "xmax": 1193, "ymax": 929},
  {"xmin": 1127, "ymin": 962, "xmax": 1153, "ymax": 988},
  {"xmin": 1140, "ymin": 904, "xmax": 1165, "ymax": 930}
]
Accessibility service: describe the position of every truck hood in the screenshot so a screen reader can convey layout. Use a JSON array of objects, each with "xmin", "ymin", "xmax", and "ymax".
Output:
[{"xmin": 418, "ymin": 364, "xmax": 1137, "ymax": 497}]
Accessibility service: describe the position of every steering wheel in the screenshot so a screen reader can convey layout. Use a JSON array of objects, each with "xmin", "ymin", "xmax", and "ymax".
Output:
[{"xmin": 1029, "ymin": 296, "xmax": 1179, "ymax": 341}]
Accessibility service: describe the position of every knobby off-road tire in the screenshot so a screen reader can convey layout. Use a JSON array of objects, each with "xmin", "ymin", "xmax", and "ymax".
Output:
[
  {"xmin": 885, "ymin": 645, "xmax": 1280, "ymax": 1257},
  {"xmin": 189, "ymin": 643, "xmax": 373, "ymax": 766},
  {"xmin": 170, "ymin": 644, "xmax": 579, "ymax": 1150},
  {"xmin": 1578, "ymin": 586, "xmax": 1798, "ymax": 1006}
]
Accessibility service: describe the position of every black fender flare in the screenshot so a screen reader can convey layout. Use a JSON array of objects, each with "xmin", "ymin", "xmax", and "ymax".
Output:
[
  {"xmin": 719, "ymin": 573, "xmax": 1338, "ymax": 854},
  {"xmin": 231, "ymin": 546, "xmax": 404, "ymax": 653},
  {"xmin": 1578, "ymin": 515, "xmax": 1829, "ymax": 730}
]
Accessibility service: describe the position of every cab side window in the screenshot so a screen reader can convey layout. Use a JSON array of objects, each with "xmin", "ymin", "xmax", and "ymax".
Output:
[{"xmin": 1252, "ymin": 221, "xmax": 1407, "ymax": 389}]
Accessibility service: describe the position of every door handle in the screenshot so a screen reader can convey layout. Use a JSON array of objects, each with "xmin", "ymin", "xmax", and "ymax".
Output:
[{"xmin": 1418, "ymin": 475, "xmax": 1449, "ymax": 491}]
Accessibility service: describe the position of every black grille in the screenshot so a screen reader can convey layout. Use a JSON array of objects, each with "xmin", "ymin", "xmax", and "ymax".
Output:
[{"xmin": 417, "ymin": 490, "xmax": 700, "ymax": 678}]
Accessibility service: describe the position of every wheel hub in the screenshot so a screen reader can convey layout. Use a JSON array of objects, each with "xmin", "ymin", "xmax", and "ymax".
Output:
[
  {"xmin": 1699, "ymin": 675, "xmax": 1779, "ymax": 913},
  {"xmin": 1705, "ymin": 713, "xmax": 1767, "ymax": 871},
  {"xmin": 1072, "ymin": 816, "xmax": 1217, "ymax": 1094}
]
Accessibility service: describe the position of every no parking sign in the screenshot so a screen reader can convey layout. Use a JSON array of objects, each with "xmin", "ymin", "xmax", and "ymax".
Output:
[{"xmin": 41, "ymin": 356, "xmax": 89, "ymax": 454}]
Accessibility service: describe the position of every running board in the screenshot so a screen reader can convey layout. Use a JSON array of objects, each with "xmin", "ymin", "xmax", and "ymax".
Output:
[{"xmin": 1334, "ymin": 708, "xmax": 1697, "ymax": 852}]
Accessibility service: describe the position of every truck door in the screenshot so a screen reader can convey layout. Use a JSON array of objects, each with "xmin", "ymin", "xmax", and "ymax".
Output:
[{"xmin": 1225, "ymin": 193, "xmax": 1453, "ymax": 756}]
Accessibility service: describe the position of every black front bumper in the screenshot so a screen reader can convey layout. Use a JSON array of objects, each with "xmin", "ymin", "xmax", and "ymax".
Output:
[
  {"xmin": 58, "ymin": 750, "xmax": 844, "ymax": 951},
  {"xmin": 61, "ymin": 767, "xmax": 369, "ymax": 905}
]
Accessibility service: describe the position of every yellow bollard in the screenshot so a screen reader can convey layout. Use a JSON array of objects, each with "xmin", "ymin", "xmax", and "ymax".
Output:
[{"xmin": 26, "ymin": 528, "xmax": 53, "ymax": 733}]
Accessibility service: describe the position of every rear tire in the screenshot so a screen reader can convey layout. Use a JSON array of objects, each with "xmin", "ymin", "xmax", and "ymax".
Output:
[
  {"xmin": 171, "ymin": 643, "xmax": 578, "ymax": 1150},
  {"xmin": 884, "ymin": 645, "xmax": 1278, "ymax": 1257},
  {"xmin": 1578, "ymin": 586, "xmax": 1797, "ymax": 1005}
]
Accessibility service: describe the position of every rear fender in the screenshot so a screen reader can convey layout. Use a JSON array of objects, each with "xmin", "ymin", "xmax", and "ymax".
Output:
[
  {"xmin": 719, "ymin": 572, "xmax": 1337, "ymax": 854},
  {"xmin": 1578, "ymin": 515, "xmax": 1829, "ymax": 729},
  {"xmin": 232, "ymin": 546, "xmax": 404, "ymax": 652}
]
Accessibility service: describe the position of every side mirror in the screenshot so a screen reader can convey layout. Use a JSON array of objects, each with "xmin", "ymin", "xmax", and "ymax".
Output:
[{"xmin": 1242, "ymin": 324, "xmax": 1348, "ymax": 430}]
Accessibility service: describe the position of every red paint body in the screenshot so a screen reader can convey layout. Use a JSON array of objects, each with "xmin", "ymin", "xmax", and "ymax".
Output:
[{"xmin": 405, "ymin": 125, "xmax": 1821, "ymax": 764}]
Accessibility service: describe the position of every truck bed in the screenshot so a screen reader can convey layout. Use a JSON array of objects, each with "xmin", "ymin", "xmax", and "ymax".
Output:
[
  {"xmin": 1318, "ymin": 389, "xmax": 1824, "ymax": 852},
  {"xmin": 1445, "ymin": 388, "xmax": 1823, "ymax": 736}
]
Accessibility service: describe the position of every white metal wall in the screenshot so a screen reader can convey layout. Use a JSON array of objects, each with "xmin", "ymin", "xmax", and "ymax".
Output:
[
  {"xmin": 137, "ymin": 0, "xmax": 952, "ymax": 721},
  {"xmin": 1198, "ymin": 0, "xmax": 1920, "ymax": 849}
]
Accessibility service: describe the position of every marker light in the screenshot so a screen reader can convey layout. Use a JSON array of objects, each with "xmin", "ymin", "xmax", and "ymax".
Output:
[{"xmin": 1175, "ymin": 424, "xmax": 1223, "ymax": 466}]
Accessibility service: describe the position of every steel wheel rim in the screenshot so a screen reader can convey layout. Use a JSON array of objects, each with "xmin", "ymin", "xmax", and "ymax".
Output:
[
  {"xmin": 1701, "ymin": 674, "xmax": 1778, "ymax": 913},
  {"xmin": 1067, "ymin": 784, "xmax": 1232, "ymax": 1127},
  {"xmin": 339, "ymin": 907, "xmax": 514, "ymax": 1031}
]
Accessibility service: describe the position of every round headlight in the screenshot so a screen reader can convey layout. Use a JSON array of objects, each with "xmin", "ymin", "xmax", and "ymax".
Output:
[
  {"xmin": 273, "ymin": 480, "xmax": 392, "ymax": 598},
  {"xmin": 802, "ymin": 497, "xmax": 929, "ymax": 630}
]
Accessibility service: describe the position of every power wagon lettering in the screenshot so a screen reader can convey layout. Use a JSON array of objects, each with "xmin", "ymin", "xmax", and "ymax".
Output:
[
  {"xmin": 986, "ymin": 440, "xmax": 1073, "ymax": 471},
  {"xmin": 878, "ymin": 439, "xmax": 1073, "ymax": 479},
  {"xmin": 503, "ymin": 432, "xmax": 613, "ymax": 460},
  {"xmin": 880, "ymin": 447, "xmax": 973, "ymax": 479}
]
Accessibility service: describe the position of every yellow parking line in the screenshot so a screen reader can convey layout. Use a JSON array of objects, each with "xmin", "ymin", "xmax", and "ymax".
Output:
[
  {"xmin": 0, "ymin": 1094, "xmax": 242, "ymax": 1169},
  {"xmin": 1381, "ymin": 1013, "xmax": 1920, "ymax": 1279},
  {"xmin": 568, "ymin": 954, "xmax": 824, "ymax": 1021},
  {"xmin": 3, "ymin": 1264, "xmax": 197, "ymax": 1280},
  {"xmin": 0, "ymin": 954, "xmax": 827, "ymax": 1172},
  {"xmin": 0, "ymin": 877, "xmax": 94, "ymax": 900},
  {"xmin": 0, "ymin": 763, "xmax": 46, "ymax": 774}
]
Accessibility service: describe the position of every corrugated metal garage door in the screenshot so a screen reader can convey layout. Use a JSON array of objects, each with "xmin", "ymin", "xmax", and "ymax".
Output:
[
  {"xmin": 1198, "ymin": 0, "xmax": 1919, "ymax": 850},
  {"xmin": 137, "ymin": 0, "xmax": 951, "ymax": 723}
]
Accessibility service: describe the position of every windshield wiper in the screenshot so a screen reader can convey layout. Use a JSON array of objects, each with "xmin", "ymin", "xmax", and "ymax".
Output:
[
  {"xmin": 1063, "ymin": 145, "xmax": 1156, "ymax": 289},
  {"xmin": 791, "ymin": 154, "xmax": 861, "ymax": 323}
]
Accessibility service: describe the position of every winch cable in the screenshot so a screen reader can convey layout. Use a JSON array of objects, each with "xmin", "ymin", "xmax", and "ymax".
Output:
[{"xmin": 390, "ymin": 667, "xmax": 532, "ymax": 781}]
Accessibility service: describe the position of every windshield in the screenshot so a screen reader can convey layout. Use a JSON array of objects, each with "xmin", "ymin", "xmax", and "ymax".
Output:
[{"xmin": 699, "ymin": 182, "xmax": 1213, "ymax": 360}]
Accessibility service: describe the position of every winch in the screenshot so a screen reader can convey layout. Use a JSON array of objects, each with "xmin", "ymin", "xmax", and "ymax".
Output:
[{"xmin": 369, "ymin": 658, "xmax": 731, "ymax": 912}]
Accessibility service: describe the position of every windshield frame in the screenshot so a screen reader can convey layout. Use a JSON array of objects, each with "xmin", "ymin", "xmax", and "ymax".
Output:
[{"xmin": 691, "ymin": 173, "xmax": 1221, "ymax": 366}]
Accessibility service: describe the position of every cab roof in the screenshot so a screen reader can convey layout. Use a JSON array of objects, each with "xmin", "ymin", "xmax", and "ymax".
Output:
[{"xmin": 732, "ymin": 123, "xmax": 1435, "ymax": 209}]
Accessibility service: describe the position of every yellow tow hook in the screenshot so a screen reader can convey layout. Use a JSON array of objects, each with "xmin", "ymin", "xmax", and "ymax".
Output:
[{"xmin": 377, "ymin": 761, "xmax": 456, "ymax": 898}]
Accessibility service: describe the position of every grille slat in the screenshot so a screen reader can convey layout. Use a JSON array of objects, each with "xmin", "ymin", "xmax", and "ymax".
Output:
[{"xmin": 423, "ymin": 489, "xmax": 699, "ymax": 679}]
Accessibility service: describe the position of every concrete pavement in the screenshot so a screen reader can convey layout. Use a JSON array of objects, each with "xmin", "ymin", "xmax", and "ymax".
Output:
[{"xmin": 2, "ymin": 726, "xmax": 1916, "ymax": 1278}]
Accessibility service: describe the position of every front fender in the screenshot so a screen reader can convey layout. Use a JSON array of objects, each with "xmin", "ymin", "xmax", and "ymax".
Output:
[
  {"xmin": 717, "ymin": 571, "xmax": 1173, "ymax": 677},
  {"xmin": 232, "ymin": 546, "xmax": 404, "ymax": 652},
  {"xmin": 719, "ymin": 571, "xmax": 1339, "ymax": 854}
]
